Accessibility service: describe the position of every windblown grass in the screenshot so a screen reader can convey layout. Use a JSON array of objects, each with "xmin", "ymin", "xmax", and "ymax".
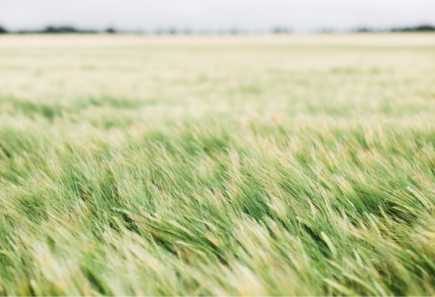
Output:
[{"xmin": 1, "ymin": 34, "xmax": 435, "ymax": 295}]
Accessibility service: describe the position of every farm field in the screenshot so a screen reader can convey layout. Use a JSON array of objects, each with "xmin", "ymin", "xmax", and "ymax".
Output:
[{"xmin": 1, "ymin": 33, "xmax": 435, "ymax": 295}]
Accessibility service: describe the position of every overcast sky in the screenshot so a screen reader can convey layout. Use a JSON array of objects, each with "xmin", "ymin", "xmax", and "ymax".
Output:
[{"xmin": 0, "ymin": 0, "xmax": 434, "ymax": 32}]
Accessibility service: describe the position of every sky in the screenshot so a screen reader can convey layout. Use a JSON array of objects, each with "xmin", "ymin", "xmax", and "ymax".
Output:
[{"xmin": 0, "ymin": 0, "xmax": 434, "ymax": 32}]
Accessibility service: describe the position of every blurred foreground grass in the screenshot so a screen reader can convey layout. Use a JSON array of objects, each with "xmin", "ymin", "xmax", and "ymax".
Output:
[{"xmin": 1, "ymin": 34, "xmax": 435, "ymax": 295}]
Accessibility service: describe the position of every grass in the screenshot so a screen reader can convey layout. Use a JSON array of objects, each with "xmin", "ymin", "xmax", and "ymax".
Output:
[{"xmin": 1, "ymin": 33, "xmax": 435, "ymax": 295}]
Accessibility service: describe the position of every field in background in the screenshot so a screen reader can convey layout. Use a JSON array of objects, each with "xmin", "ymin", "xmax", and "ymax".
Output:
[{"xmin": 1, "ymin": 34, "xmax": 435, "ymax": 295}]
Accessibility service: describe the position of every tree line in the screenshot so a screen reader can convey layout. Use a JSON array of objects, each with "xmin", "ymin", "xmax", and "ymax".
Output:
[
  {"xmin": 0, "ymin": 25, "xmax": 116, "ymax": 34},
  {"xmin": 0, "ymin": 24, "xmax": 434, "ymax": 35},
  {"xmin": 353, "ymin": 24, "xmax": 435, "ymax": 33}
]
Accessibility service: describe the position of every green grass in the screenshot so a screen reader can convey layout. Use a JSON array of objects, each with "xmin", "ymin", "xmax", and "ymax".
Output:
[{"xmin": 1, "ymin": 34, "xmax": 435, "ymax": 295}]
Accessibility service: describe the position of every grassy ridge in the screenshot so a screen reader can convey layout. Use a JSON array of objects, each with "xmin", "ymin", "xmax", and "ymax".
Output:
[{"xmin": 1, "ymin": 34, "xmax": 435, "ymax": 295}]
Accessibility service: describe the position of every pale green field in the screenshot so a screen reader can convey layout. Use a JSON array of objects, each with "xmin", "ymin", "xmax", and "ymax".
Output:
[{"xmin": 1, "ymin": 34, "xmax": 435, "ymax": 295}]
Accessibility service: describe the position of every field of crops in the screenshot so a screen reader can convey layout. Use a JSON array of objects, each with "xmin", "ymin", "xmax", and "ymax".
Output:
[{"xmin": 1, "ymin": 34, "xmax": 435, "ymax": 295}]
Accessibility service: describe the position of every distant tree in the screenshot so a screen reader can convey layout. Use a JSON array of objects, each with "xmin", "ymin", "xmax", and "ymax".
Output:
[
  {"xmin": 0, "ymin": 25, "xmax": 8, "ymax": 34},
  {"xmin": 43, "ymin": 26, "xmax": 56, "ymax": 33},
  {"xmin": 42, "ymin": 26, "xmax": 78, "ymax": 33},
  {"xmin": 354, "ymin": 27, "xmax": 375, "ymax": 33},
  {"xmin": 38, "ymin": 25, "xmax": 98, "ymax": 34},
  {"xmin": 272, "ymin": 27, "xmax": 291, "ymax": 34},
  {"xmin": 106, "ymin": 27, "xmax": 116, "ymax": 34},
  {"xmin": 391, "ymin": 24, "xmax": 435, "ymax": 32},
  {"xmin": 390, "ymin": 27, "xmax": 404, "ymax": 32},
  {"xmin": 415, "ymin": 25, "xmax": 435, "ymax": 31}
]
